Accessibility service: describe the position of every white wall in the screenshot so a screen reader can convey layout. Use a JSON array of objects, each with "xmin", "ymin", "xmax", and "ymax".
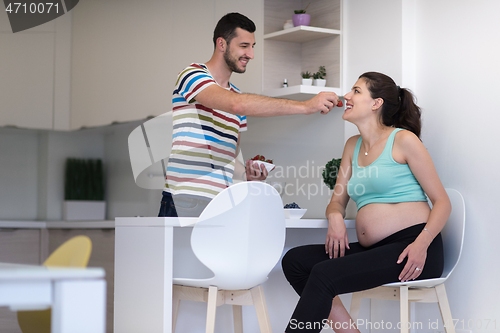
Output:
[
  {"xmin": 343, "ymin": 0, "xmax": 406, "ymax": 327},
  {"xmin": 343, "ymin": 0, "xmax": 403, "ymax": 141},
  {"xmin": 345, "ymin": 0, "xmax": 500, "ymax": 331},
  {"xmin": 414, "ymin": 0, "xmax": 500, "ymax": 330}
]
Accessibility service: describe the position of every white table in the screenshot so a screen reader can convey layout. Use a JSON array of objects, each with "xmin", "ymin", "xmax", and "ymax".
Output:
[
  {"xmin": 0, "ymin": 263, "xmax": 106, "ymax": 333},
  {"xmin": 114, "ymin": 217, "xmax": 355, "ymax": 333}
]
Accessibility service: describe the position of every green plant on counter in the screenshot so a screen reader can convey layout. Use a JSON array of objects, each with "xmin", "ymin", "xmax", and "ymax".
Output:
[
  {"xmin": 301, "ymin": 71, "xmax": 312, "ymax": 79},
  {"xmin": 322, "ymin": 157, "xmax": 342, "ymax": 190},
  {"xmin": 313, "ymin": 66, "xmax": 326, "ymax": 80},
  {"xmin": 65, "ymin": 158, "xmax": 105, "ymax": 201}
]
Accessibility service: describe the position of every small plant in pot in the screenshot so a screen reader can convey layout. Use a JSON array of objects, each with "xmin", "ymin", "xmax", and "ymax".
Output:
[
  {"xmin": 322, "ymin": 157, "xmax": 342, "ymax": 190},
  {"xmin": 313, "ymin": 66, "xmax": 327, "ymax": 87},
  {"xmin": 301, "ymin": 71, "xmax": 313, "ymax": 86},
  {"xmin": 63, "ymin": 158, "xmax": 106, "ymax": 221},
  {"xmin": 293, "ymin": 2, "xmax": 311, "ymax": 27}
]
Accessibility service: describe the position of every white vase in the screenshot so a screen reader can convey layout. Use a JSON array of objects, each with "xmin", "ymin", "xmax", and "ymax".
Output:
[
  {"xmin": 301, "ymin": 78, "xmax": 313, "ymax": 86},
  {"xmin": 283, "ymin": 19, "xmax": 294, "ymax": 29},
  {"xmin": 313, "ymin": 79, "xmax": 326, "ymax": 87},
  {"xmin": 63, "ymin": 200, "xmax": 106, "ymax": 221}
]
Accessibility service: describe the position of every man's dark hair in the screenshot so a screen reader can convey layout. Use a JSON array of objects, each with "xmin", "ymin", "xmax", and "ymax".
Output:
[{"xmin": 213, "ymin": 12, "xmax": 256, "ymax": 47}]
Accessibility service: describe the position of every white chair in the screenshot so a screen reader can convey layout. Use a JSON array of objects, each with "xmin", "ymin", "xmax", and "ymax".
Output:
[
  {"xmin": 349, "ymin": 188, "xmax": 465, "ymax": 333},
  {"xmin": 172, "ymin": 181, "xmax": 286, "ymax": 333}
]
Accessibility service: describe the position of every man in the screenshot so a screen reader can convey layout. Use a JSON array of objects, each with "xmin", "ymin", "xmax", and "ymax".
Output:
[{"xmin": 159, "ymin": 12, "xmax": 340, "ymax": 217}]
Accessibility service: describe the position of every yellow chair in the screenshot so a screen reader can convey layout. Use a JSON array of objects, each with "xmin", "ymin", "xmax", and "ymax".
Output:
[{"xmin": 17, "ymin": 235, "xmax": 93, "ymax": 333}]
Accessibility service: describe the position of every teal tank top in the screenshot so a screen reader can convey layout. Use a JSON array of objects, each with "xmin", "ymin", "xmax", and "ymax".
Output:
[{"xmin": 347, "ymin": 128, "xmax": 427, "ymax": 211}]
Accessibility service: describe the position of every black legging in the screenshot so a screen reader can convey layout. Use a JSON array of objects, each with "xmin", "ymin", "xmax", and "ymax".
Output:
[{"xmin": 282, "ymin": 223, "xmax": 444, "ymax": 332}]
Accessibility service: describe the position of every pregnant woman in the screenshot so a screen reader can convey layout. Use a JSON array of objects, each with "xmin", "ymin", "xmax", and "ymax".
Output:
[{"xmin": 282, "ymin": 72, "xmax": 451, "ymax": 333}]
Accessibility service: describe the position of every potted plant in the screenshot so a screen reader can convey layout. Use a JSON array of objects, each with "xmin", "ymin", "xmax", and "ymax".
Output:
[
  {"xmin": 313, "ymin": 65, "xmax": 326, "ymax": 87},
  {"xmin": 322, "ymin": 157, "xmax": 342, "ymax": 190},
  {"xmin": 301, "ymin": 71, "xmax": 313, "ymax": 86},
  {"xmin": 293, "ymin": 2, "xmax": 311, "ymax": 27},
  {"xmin": 63, "ymin": 158, "xmax": 106, "ymax": 221}
]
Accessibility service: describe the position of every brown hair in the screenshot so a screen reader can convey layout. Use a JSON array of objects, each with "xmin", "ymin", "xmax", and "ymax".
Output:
[
  {"xmin": 359, "ymin": 72, "xmax": 422, "ymax": 138},
  {"xmin": 213, "ymin": 13, "xmax": 256, "ymax": 48}
]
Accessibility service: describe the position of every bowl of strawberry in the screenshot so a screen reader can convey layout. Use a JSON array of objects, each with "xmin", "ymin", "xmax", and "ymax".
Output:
[{"xmin": 248, "ymin": 155, "xmax": 275, "ymax": 173}]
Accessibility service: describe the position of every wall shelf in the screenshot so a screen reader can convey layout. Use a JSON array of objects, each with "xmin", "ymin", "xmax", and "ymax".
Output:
[
  {"xmin": 263, "ymin": 0, "xmax": 342, "ymax": 97},
  {"xmin": 264, "ymin": 85, "xmax": 341, "ymax": 101},
  {"xmin": 263, "ymin": 26, "xmax": 341, "ymax": 43}
]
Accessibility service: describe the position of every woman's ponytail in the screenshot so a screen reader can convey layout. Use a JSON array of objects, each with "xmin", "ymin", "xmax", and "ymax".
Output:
[
  {"xmin": 359, "ymin": 72, "xmax": 422, "ymax": 138},
  {"xmin": 396, "ymin": 88, "xmax": 421, "ymax": 138}
]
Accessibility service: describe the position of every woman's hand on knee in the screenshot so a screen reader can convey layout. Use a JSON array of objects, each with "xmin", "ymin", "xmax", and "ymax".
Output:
[
  {"xmin": 397, "ymin": 241, "xmax": 428, "ymax": 282},
  {"xmin": 325, "ymin": 218, "xmax": 350, "ymax": 259}
]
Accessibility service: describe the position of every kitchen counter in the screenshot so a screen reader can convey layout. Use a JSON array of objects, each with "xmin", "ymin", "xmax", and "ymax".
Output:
[
  {"xmin": 0, "ymin": 219, "xmax": 356, "ymax": 229},
  {"xmin": 114, "ymin": 216, "xmax": 356, "ymax": 333},
  {"xmin": 0, "ymin": 221, "xmax": 115, "ymax": 229}
]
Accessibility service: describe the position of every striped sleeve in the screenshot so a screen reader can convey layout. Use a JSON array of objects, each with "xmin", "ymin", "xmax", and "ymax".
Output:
[
  {"xmin": 238, "ymin": 115, "xmax": 248, "ymax": 132},
  {"xmin": 174, "ymin": 64, "xmax": 217, "ymax": 103},
  {"xmin": 229, "ymin": 83, "xmax": 248, "ymax": 132}
]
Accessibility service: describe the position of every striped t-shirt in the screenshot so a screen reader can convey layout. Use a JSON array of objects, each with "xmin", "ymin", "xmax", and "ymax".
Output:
[{"xmin": 163, "ymin": 63, "xmax": 247, "ymax": 200}]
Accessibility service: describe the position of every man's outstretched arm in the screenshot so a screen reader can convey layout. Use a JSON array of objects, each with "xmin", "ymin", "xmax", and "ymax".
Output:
[{"xmin": 195, "ymin": 84, "xmax": 341, "ymax": 117}]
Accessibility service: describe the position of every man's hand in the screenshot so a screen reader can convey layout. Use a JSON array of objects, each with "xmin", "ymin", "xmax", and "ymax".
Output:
[
  {"xmin": 304, "ymin": 92, "xmax": 341, "ymax": 115},
  {"xmin": 245, "ymin": 160, "xmax": 268, "ymax": 181}
]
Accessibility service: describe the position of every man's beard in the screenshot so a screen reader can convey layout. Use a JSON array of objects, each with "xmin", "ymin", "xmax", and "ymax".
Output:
[{"xmin": 224, "ymin": 48, "xmax": 247, "ymax": 74}]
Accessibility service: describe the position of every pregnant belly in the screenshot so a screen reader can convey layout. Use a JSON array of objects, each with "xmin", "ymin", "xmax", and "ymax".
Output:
[{"xmin": 355, "ymin": 201, "xmax": 431, "ymax": 247}]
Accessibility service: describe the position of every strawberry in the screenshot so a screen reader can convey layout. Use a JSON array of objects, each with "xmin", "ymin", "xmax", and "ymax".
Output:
[
  {"xmin": 336, "ymin": 100, "xmax": 343, "ymax": 107},
  {"xmin": 250, "ymin": 155, "xmax": 273, "ymax": 164}
]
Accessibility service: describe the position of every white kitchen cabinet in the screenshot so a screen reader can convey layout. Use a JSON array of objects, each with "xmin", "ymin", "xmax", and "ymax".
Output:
[
  {"xmin": 0, "ymin": 33, "xmax": 54, "ymax": 130},
  {"xmin": 0, "ymin": 228, "xmax": 42, "ymax": 333},
  {"xmin": 70, "ymin": 0, "xmax": 172, "ymax": 130},
  {"xmin": 0, "ymin": 228, "xmax": 42, "ymax": 264},
  {"xmin": 0, "ymin": 12, "xmax": 72, "ymax": 131},
  {"xmin": 263, "ymin": 0, "xmax": 342, "ymax": 100}
]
